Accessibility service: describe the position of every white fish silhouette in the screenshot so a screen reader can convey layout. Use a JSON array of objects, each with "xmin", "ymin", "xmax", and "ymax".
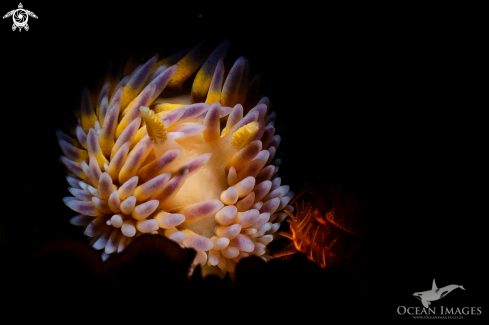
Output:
[{"xmin": 413, "ymin": 279, "xmax": 465, "ymax": 308}]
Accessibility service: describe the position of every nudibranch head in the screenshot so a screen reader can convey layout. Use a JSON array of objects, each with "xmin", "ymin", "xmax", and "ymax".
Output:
[{"xmin": 57, "ymin": 38, "xmax": 293, "ymax": 277}]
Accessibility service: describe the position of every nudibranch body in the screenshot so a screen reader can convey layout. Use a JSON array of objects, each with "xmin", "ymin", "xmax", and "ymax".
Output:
[{"xmin": 58, "ymin": 39, "xmax": 293, "ymax": 276}]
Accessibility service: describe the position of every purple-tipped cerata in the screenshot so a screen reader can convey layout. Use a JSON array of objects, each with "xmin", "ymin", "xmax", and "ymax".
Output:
[{"xmin": 58, "ymin": 39, "xmax": 293, "ymax": 278}]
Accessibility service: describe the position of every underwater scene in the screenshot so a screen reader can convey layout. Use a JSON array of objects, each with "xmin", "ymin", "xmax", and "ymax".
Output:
[{"xmin": 1, "ymin": 2, "xmax": 484, "ymax": 321}]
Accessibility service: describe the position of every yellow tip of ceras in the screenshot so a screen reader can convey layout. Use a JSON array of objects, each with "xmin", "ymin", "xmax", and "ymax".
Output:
[
  {"xmin": 231, "ymin": 121, "xmax": 259, "ymax": 150},
  {"xmin": 140, "ymin": 106, "xmax": 167, "ymax": 146}
]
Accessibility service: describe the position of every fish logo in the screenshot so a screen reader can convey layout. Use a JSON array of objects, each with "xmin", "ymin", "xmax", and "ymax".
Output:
[
  {"xmin": 413, "ymin": 279, "xmax": 465, "ymax": 308},
  {"xmin": 3, "ymin": 3, "xmax": 38, "ymax": 32}
]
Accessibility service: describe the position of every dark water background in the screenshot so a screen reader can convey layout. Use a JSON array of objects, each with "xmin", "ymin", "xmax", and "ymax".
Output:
[{"xmin": 0, "ymin": 2, "xmax": 485, "ymax": 321}]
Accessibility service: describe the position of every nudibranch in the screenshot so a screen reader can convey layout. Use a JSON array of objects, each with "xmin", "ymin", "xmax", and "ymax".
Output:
[{"xmin": 57, "ymin": 39, "xmax": 294, "ymax": 277}]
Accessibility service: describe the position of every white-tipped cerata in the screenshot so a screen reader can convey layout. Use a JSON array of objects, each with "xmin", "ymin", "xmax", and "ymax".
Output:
[{"xmin": 60, "ymin": 42, "xmax": 292, "ymax": 277}]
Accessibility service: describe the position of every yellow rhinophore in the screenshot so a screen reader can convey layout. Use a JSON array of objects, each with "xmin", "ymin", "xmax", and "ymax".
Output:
[
  {"xmin": 231, "ymin": 122, "xmax": 259, "ymax": 150},
  {"xmin": 140, "ymin": 106, "xmax": 167, "ymax": 146}
]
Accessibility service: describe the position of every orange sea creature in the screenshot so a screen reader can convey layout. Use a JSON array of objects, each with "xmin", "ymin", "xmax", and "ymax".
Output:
[{"xmin": 274, "ymin": 184, "xmax": 366, "ymax": 268}]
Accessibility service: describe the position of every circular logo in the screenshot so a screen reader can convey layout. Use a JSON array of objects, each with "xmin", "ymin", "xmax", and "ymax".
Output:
[{"xmin": 13, "ymin": 9, "xmax": 28, "ymax": 28}]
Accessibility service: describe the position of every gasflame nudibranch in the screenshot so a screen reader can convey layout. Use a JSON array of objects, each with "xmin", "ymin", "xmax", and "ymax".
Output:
[{"xmin": 57, "ymin": 39, "xmax": 294, "ymax": 277}]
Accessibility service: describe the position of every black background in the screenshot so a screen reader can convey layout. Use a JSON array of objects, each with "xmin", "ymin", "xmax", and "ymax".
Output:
[{"xmin": 0, "ymin": 1, "xmax": 485, "ymax": 320}]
